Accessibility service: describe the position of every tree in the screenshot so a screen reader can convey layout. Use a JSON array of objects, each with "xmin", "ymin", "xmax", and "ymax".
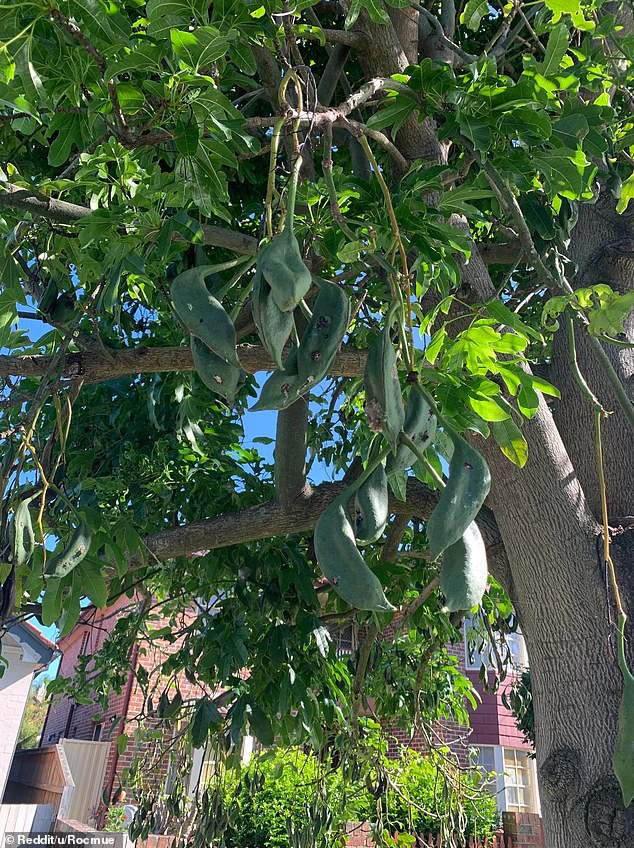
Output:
[
  {"xmin": 17, "ymin": 679, "xmax": 48, "ymax": 749},
  {"xmin": 0, "ymin": 0, "xmax": 633, "ymax": 845}
]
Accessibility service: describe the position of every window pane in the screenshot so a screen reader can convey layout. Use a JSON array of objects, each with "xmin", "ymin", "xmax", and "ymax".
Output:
[{"xmin": 503, "ymin": 748, "xmax": 535, "ymax": 813}]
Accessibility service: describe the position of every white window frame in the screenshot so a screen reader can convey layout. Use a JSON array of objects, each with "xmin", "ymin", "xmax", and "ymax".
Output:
[
  {"xmin": 471, "ymin": 744, "xmax": 507, "ymax": 811},
  {"xmin": 463, "ymin": 617, "xmax": 528, "ymax": 672},
  {"xmin": 502, "ymin": 747, "xmax": 541, "ymax": 815}
]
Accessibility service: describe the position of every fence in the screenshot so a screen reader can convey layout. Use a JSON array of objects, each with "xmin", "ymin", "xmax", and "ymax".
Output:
[
  {"xmin": 5, "ymin": 740, "xmax": 110, "ymax": 826},
  {"xmin": 345, "ymin": 823, "xmax": 513, "ymax": 847},
  {"xmin": 0, "ymin": 803, "xmax": 56, "ymax": 836}
]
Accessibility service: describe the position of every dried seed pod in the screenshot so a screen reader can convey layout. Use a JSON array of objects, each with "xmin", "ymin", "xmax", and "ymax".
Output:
[
  {"xmin": 191, "ymin": 337, "xmax": 242, "ymax": 404},
  {"xmin": 250, "ymin": 349, "xmax": 305, "ymax": 412},
  {"xmin": 614, "ymin": 616, "xmax": 634, "ymax": 808},
  {"xmin": 171, "ymin": 267, "xmax": 240, "ymax": 367},
  {"xmin": 440, "ymin": 521, "xmax": 488, "ymax": 613},
  {"xmin": 427, "ymin": 429, "xmax": 491, "ymax": 560},
  {"xmin": 44, "ymin": 523, "xmax": 92, "ymax": 580},
  {"xmin": 387, "ymin": 386, "xmax": 437, "ymax": 474},
  {"xmin": 258, "ymin": 227, "xmax": 312, "ymax": 313},
  {"xmin": 364, "ymin": 329, "xmax": 404, "ymax": 450},
  {"xmin": 251, "ymin": 267, "xmax": 294, "ymax": 371},
  {"xmin": 12, "ymin": 496, "xmax": 36, "ymax": 569},
  {"xmin": 314, "ymin": 501, "xmax": 394, "ymax": 612},
  {"xmin": 355, "ymin": 464, "xmax": 389, "ymax": 545},
  {"xmin": 297, "ymin": 281, "xmax": 350, "ymax": 386}
]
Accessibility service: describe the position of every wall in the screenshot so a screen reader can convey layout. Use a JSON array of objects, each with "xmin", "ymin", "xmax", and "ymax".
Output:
[{"xmin": 0, "ymin": 641, "xmax": 37, "ymax": 801}]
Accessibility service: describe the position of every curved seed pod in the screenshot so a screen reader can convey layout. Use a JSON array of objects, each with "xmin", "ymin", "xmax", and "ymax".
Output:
[
  {"xmin": 258, "ymin": 227, "xmax": 313, "ymax": 313},
  {"xmin": 440, "ymin": 521, "xmax": 488, "ymax": 613},
  {"xmin": 364, "ymin": 329, "xmax": 404, "ymax": 450},
  {"xmin": 387, "ymin": 387, "xmax": 437, "ymax": 474},
  {"xmin": 44, "ymin": 523, "xmax": 92, "ymax": 580},
  {"xmin": 250, "ymin": 349, "xmax": 305, "ymax": 412},
  {"xmin": 614, "ymin": 617, "xmax": 634, "ymax": 807},
  {"xmin": 427, "ymin": 430, "xmax": 491, "ymax": 560},
  {"xmin": 191, "ymin": 337, "xmax": 242, "ymax": 404},
  {"xmin": 355, "ymin": 464, "xmax": 389, "ymax": 545},
  {"xmin": 171, "ymin": 267, "xmax": 240, "ymax": 367},
  {"xmin": 39, "ymin": 279, "xmax": 59, "ymax": 314},
  {"xmin": 251, "ymin": 268, "xmax": 294, "ymax": 370},
  {"xmin": 297, "ymin": 281, "xmax": 350, "ymax": 386},
  {"xmin": 12, "ymin": 496, "xmax": 35, "ymax": 568},
  {"xmin": 314, "ymin": 501, "xmax": 394, "ymax": 612}
]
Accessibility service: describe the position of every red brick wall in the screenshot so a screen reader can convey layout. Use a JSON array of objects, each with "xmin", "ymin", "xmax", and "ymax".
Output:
[{"xmin": 502, "ymin": 812, "xmax": 545, "ymax": 847}]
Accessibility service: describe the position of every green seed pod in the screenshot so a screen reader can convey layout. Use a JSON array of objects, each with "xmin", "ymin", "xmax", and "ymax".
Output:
[
  {"xmin": 427, "ymin": 430, "xmax": 491, "ymax": 560},
  {"xmin": 44, "ymin": 523, "xmax": 92, "ymax": 580},
  {"xmin": 258, "ymin": 226, "xmax": 312, "ymax": 313},
  {"xmin": 364, "ymin": 330, "xmax": 405, "ymax": 450},
  {"xmin": 387, "ymin": 387, "xmax": 437, "ymax": 474},
  {"xmin": 440, "ymin": 521, "xmax": 488, "ymax": 613},
  {"xmin": 251, "ymin": 267, "xmax": 294, "ymax": 370},
  {"xmin": 355, "ymin": 464, "xmax": 389, "ymax": 545},
  {"xmin": 12, "ymin": 496, "xmax": 35, "ymax": 569},
  {"xmin": 191, "ymin": 337, "xmax": 242, "ymax": 404},
  {"xmin": 614, "ymin": 616, "xmax": 634, "ymax": 808},
  {"xmin": 297, "ymin": 281, "xmax": 350, "ymax": 386},
  {"xmin": 314, "ymin": 501, "xmax": 394, "ymax": 612},
  {"xmin": 171, "ymin": 267, "xmax": 240, "ymax": 367},
  {"xmin": 39, "ymin": 279, "xmax": 59, "ymax": 314},
  {"xmin": 250, "ymin": 349, "xmax": 305, "ymax": 412}
]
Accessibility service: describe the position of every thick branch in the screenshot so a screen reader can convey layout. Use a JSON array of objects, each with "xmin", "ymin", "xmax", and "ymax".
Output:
[
  {"xmin": 305, "ymin": 28, "xmax": 369, "ymax": 49},
  {"xmin": 143, "ymin": 477, "xmax": 506, "ymax": 577},
  {"xmin": 0, "ymin": 182, "xmax": 258, "ymax": 255},
  {"xmin": 0, "ymin": 344, "xmax": 368, "ymax": 385},
  {"xmin": 478, "ymin": 242, "xmax": 524, "ymax": 265},
  {"xmin": 274, "ymin": 399, "xmax": 311, "ymax": 505}
]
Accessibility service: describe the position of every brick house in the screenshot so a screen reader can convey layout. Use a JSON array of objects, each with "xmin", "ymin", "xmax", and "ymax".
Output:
[{"xmin": 40, "ymin": 599, "xmax": 540, "ymax": 833}]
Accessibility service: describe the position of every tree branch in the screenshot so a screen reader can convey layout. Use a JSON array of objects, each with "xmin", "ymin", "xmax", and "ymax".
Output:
[
  {"xmin": 477, "ymin": 242, "xmax": 524, "ymax": 265},
  {"xmin": 0, "ymin": 344, "xmax": 369, "ymax": 385},
  {"xmin": 274, "ymin": 399, "xmax": 311, "ymax": 505},
  {"xmin": 0, "ymin": 182, "xmax": 258, "ymax": 255},
  {"xmin": 143, "ymin": 477, "xmax": 506, "ymax": 574},
  {"xmin": 304, "ymin": 28, "xmax": 369, "ymax": 49}
]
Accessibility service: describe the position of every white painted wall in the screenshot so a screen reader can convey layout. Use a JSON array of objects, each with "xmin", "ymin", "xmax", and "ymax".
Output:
[{"xmin": 0, "ymin": 639, "xmax": 39, "ymax": 801}]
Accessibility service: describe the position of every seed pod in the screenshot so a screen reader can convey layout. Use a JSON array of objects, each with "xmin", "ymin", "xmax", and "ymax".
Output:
[
  {"xmin": 191, "ymin": 337, "xmax": 242, "ymax": 404},
  {"xmin": 440, "ymin": 521, "xmax": 488, "ymax": 612},
  {"xmin": 44, "ymin": 523, "xmax": 92, "ymax": 580},
  {"xmin": 427, "ymin": 430, "xmax": 491, "ymax": 560},
  {"xmin": 251, "ymin": 349, "xmax": 305, "ymax": 412},
  {"xmin": 258, "ymin": 226, "xmax": 312, "ymax": 313},
  {"xmin": 171, "ymin": 267, "xmax": 240, "ymax": 367},
  {"xmin": 297, "ymin": 281, "xmax": 350, "ymax": 386},
  {"xmin": 387, "ymin": 387, "xmax": 437, "ymax": 474},
  {"xmin": 314, "ymin": 501, "xmax": 394, "ymax": 612},
  {"xmin": 12, "ymin": 496, "xmax": 35, "ymax": 568},
  {"xmin": 364, "ymin": 330, "xmax": 404, "ymax": 450},
  {"xmin": 355, "ymin": 464, "xmax": 389, "ymax": 545},
  {"xmin": 614, "ymin": 617, "xmax": 634, "ymax": 808},
  {"xmin": 251, "ymin": 268, "xmax": 295, "ymax": 370}
]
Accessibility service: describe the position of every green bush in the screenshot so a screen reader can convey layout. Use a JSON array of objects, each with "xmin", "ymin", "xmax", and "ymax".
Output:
[{"xmin": 221, "ymin": 749, "xmax": 499, "ymax": 848}]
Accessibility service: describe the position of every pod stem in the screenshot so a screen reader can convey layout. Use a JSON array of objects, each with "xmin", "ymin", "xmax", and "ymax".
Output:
[
  {"xmin": 595, "ymin": 406, "xmax": 624, "ymax": 619},
  {"xmin": 357, "ymin": 134, "xmax": 415, "ymax": 373},
  {"xmin": 399, "ymin": 433, "xmax": 446, "ymax": 490},
  {"xmin": 336, "ymin": 441, "xmax": 392, "ymax": 506}
]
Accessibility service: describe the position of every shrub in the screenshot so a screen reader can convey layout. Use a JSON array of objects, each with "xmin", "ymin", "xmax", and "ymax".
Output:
[{"xmin": 221, "ymin": 749, "xmax": 499, "ymax": 848}]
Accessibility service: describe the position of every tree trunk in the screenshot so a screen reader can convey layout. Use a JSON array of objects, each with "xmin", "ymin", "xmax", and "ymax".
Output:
[{"xmin": 478, "ymin": 395, "xmax": 634, "ymax": 846}]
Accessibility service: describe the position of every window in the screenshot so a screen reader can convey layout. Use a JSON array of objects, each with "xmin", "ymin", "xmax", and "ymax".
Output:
[
  {"xmin": 470, "ymin": 745, "xmax": 505, "ymax": 807},
  {"xmin": 92, "ymin": 724, "xmax": 102, "ymax": 741},
  {"xmin": 503, "ymin": 748, "xmax": 539, "ymax": 813},
  {"xmin": 332, "ymin": 623, "xmax": 358, "ymax": 657},
  {"xmin": 464, "ymin": 617, "xmax": 527, "ymax": 672}
]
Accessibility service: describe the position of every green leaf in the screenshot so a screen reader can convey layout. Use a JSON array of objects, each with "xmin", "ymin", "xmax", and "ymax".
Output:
[
  {"xmin": 47, "ymin": 113, "xmax": 83, "ymax": 167},
  {"xmin": 190, "ymin": 698, "xmax": 221, "ymax": 748},
  {"xmin": 491, "ymin": 418, "xmax": 528, "ymax": 467},
  {"xmin": 171, "ymin": 26, "xmax": 228, "ymax": 70},
  {"xmin": 460, "ymin": 0, "xmax": 489, "ymax": 30},
  {"xmin": 616, "ymin": 171, "xmax": 634, "ymax": 213},
  {"xmin": 79, "ymin": 559, "xmax": 108, "ymax": 608},
  {"xmin": 536, "ymin": 23, "xmax": 569, "ymax": 76},
  {"xmin": 467, "ymin": 393, "xmax": 511, "ymax": 422},
  {"xmin": 248, "ymin": 704, "xmax": 275, "ymax": 746}
]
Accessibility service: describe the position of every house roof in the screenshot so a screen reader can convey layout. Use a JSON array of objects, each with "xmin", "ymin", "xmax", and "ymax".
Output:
[{"xmin": 2, "ymin": 620, "xmax": 58, "ymax": 670}]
